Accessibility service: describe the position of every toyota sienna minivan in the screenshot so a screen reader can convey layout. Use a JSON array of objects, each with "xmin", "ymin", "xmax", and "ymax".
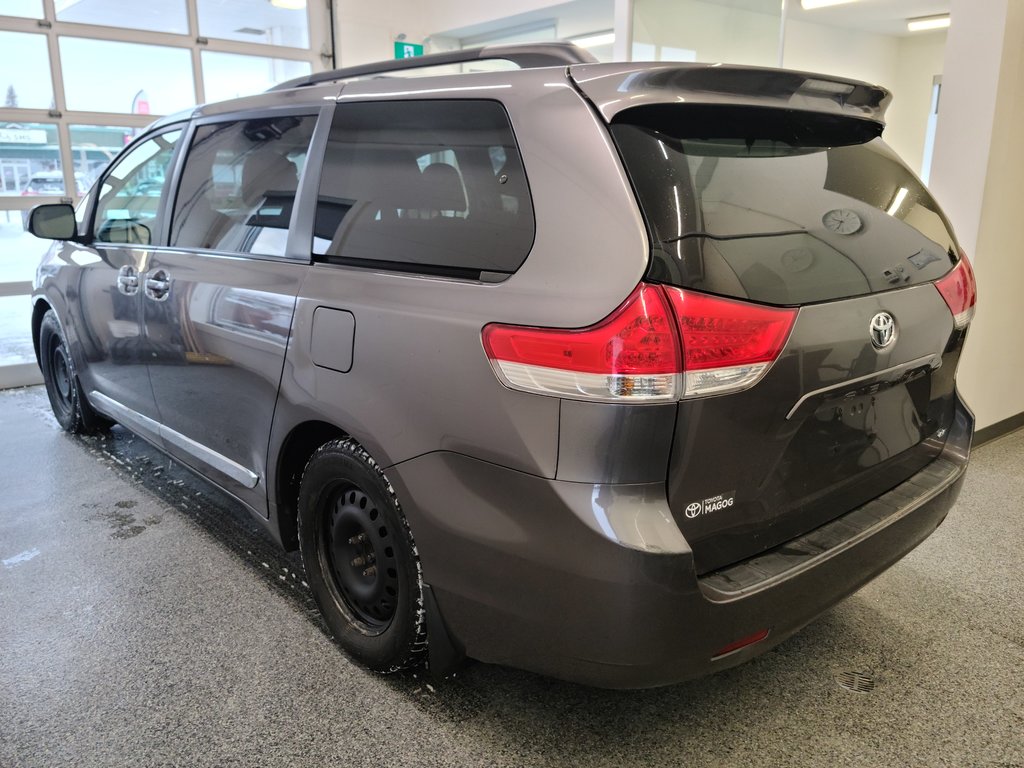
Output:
[{"xmin": 26, "ymin": 43, "xmax": 976, "ymax": 688}]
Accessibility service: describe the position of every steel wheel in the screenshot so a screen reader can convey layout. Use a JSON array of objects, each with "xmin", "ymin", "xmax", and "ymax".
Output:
[
  {"xmin": 298, "ymin": 438, "xmax": 426, "ymax": 672},
  {"xmin": 322, "ymin": 485, "xmax": 402, "ymax": 630},
  {"xmin": 38, "ymin": 309, "xmax": 110, "ymax": 434},
  {"xmin": 48, "ymin": 337, "xmax": 74, "ymax": 416}
]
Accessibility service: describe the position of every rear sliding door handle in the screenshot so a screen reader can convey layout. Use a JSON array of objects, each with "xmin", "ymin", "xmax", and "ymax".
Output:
[
  {"xmin": 145, "ymin": 269, "xmax": 171, "ymax": 301},
  {"xmin": 116, "ymin": 265, "xmax": 139, "ymax": 295}
]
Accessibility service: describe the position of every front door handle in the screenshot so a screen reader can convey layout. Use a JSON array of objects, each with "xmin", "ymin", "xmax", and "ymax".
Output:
[
  {"xmin": 145, "ymin": 269, "xmax": 171, "ymax": 302},
  {"xmin": 116, "ymin": 265, "xmax": 139, "ymax": 295}
]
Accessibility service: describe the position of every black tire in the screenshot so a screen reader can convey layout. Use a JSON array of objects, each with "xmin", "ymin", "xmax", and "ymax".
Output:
[
  {"xmin": 38, "ymin": 309, "xmax": 111, "ymax": 434},
  {"xmin": 298, "ymin": 438, "xmax": 426, "ymax": 672}
]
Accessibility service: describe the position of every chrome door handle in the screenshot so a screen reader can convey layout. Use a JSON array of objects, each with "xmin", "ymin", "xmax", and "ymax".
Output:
[
  {"xmin": 116, "ymin": 265, "xmax": 139, "ymax": 295},
  {"xmin": 145, "ymin": 269, "xmax": 171, "ymax": 301}
]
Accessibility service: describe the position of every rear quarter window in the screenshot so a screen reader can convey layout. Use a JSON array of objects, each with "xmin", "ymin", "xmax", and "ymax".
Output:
[
  {"xmin": 312, "ymin": 99, "xmax": 535, "ymax": 278},
  {"xmin": 612, "ymin": 105, "xmax": 960, "ymax": 306}
]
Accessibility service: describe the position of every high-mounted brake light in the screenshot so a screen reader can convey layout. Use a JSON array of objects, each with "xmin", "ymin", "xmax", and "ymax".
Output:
[
  {"xmin": 482, "ymin": 283, "xmax": 797, "ymax": 402},
  {"xmin": 935, "ymin": 250, "xmax": 977, "ymax": 330}
]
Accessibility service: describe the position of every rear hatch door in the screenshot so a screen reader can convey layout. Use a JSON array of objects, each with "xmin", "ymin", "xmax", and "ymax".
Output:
[{"xmin": 573, "ymin": 65, "xmax": 972, "ymax": 573}]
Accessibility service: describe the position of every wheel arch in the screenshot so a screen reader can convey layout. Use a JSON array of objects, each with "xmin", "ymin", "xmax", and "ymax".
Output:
[
  {"xmin": 272, "ymin": 419, "xmax": 349, "ymax": 551},
  {"xmin": 31, "ymin": 297, "xmax": 53, "ymax": 367}
]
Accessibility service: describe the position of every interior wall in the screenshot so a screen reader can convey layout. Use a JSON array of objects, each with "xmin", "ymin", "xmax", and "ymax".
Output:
[
  {"xmin": 782, "ymin": 18, "xmax": 898, "ymax": 91},
  {"xmin": 630, "ymin": 0, "xmax": 943, "ymax": 178},
  {"xmin": 632, "ymin": 0, "xmax": 779, "ymax": 67},
  {"xmin": 429, "ymin": 0, "xmax": 613, "ymax": 49},
  {"xmin": 334, "ymin": 0, "xmax": 613, "ymax": 65},
  {"xmin": 885, "ymin": 31, "xmax": 948, "ymax": 176},
  {"xmin": 333, "ymin": 0, "xmax": 431, "ymax": 66},
  {"xmin": 424, "ymin": 0, "xmax": 567, "ymax": 34},
  {"xmin": 930, "ymin": 0, "xmax": 1024, "ymax": 431},
  {"xmin": 785, "ymin": 24, "xmax": 948, "ymax": 178},
  {"xmin": 548, "ymin": 1, "xmax": 615, "ymax": 38}
]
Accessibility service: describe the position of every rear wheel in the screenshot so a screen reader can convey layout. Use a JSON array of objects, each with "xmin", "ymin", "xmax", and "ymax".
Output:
[
  {"xmin": 298, "ymin": 438, "xmax": 426, "ymax": 672},
  {"xmin": 38, "ymin": 309, "xmax": 110, "ymax": 434}
]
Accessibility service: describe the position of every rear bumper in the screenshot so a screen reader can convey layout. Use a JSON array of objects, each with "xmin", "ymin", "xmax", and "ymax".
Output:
[{"xmin": 388, "ymin": 396, "xmax": 973, "ymax": 689}]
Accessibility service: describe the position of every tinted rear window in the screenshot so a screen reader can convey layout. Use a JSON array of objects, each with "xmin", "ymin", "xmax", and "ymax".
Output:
[
  {"xmin": 612, "ymin": 105, "xmax": 959, "ymax": 306},
  {"xmin": 313, "ymin": 99, "xmax": 534, "ymax": 278}
]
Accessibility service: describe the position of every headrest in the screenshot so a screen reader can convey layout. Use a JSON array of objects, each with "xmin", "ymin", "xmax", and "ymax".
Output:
[
  {"xmin": 419, "ymin": 163, "xmax": 466, "ymax": 213},
  {"xmin": 241, "ymin": 151, "xmax": 298, "ymax": 207}
]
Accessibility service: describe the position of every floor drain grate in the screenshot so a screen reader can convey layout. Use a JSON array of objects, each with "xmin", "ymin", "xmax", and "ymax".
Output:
[{"xmin": 835, "ymin": 670, "xmax": 876, "ymax": 693}]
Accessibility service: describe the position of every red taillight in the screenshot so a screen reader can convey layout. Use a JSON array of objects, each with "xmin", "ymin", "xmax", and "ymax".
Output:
[
  {"xmin": 661, "ymin": 288, "xmax": 796, "ymax": 397},
  {"xmin": 482, "ymin": 283, "xmax": 681, "ymax": 402},
  {"xmin": 935, "ymin": 251, "xmax": 977, "ymax": 329},
  {"xmin": 482, "ymin": 283, "xmax": 796, "ymax": 402}
]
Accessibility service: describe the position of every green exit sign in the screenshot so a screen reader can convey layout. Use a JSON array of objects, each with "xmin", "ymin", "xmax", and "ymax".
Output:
[{"xmin": 394, "ymin": 42, "xmax": 424, "ymax": 59}]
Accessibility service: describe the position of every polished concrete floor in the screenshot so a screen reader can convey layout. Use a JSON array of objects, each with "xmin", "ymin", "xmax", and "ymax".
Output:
[{"xmin": 1, "ymin": 385, "xmax": 1022, "ymax": 768}]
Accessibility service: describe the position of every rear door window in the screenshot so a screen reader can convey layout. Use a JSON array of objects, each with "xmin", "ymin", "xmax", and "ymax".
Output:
[
  {"xmin": 170, "ymin": 114, "xmax": 317, "ymax": 257},
  {"xmin": 612, "ymin": 105, "xmax": 960, "ymax": 306},
  {"xmin": 312, "ymin": 99, "xmax": 535, "ymax": 278}
]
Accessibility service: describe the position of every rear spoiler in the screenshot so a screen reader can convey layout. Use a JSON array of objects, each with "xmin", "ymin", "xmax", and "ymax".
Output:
[{"xmin": 569, "ymin": 63, "xmax": 891, "ymax": 128}]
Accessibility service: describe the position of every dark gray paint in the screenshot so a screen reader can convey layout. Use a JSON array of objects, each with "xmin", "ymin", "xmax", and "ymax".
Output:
[
  {"xmin": 569, "ymin": 62, "xmax": 892, "ymax": 125},
  {"xmin": 28, "ymin": 55, "xmax": 976, "ymax": 688},
  {"xmin": 70, "ymin": 244, "xmax": 163, "ymax": 442},
  {"xmin": 385, "ymin": 400, "xmax": 970, "ymax": 687},
  {"xmin": 311, "ymin": 307, "xmax": 355, "ymax": 373},
  {"xmin": 141, "ymin": 249, "xmax": 303, "ymax": 512},
  {"xmin": 556, "ymin": 400, "xmax": 677, "ymax": 484},
  {"xmin": 664, "ymin": 285, "xmax": 962, "ymax": 573}
]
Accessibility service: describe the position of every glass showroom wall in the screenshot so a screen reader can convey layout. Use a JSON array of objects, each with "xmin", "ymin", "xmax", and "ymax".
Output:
[{"xmin": 0, "ymin": 0, "xmax": 330, "ymax": 388}]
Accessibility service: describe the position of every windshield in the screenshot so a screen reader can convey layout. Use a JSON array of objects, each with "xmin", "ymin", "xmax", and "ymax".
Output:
[{"xmin": 612, "ymin": 108, "xmax": 959, "ymax": 306}]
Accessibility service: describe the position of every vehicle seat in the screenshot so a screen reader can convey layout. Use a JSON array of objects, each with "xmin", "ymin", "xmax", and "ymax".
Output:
[{"xmin": 419, "ymin": 163, "xmax": 466, "ymax": 217}]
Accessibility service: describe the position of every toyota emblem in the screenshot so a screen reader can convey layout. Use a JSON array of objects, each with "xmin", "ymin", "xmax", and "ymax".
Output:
[{"xmin": 870, "ymin": 312, "xmax": 896, "ymax": 349}]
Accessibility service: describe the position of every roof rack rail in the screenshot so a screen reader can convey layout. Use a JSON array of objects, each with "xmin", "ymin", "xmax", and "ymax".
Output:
[{"xmin": 269, "ymin": 42, "xmax": 598, "ymax": 91}]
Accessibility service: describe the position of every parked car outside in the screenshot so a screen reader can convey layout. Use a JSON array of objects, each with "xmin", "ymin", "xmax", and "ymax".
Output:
[
  {"xmin": 25, "ymin": 43, "xmax": 976, "ymax": 688},
  {"xmin": 20, "ymin": 170, "xmax": 90, "ymax": 228}
]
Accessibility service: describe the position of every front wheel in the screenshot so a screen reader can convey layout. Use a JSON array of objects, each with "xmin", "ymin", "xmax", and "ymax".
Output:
[
  {"xmin": 298, "ymin": 438, "xmax": 426, "ymax": 673},
  {"xmin": 38, "ymin": 309, "xmax": 110, "ymax": 434}
]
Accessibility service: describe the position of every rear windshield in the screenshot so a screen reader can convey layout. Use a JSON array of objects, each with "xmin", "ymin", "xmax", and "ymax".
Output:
[{"xmin": 612, "ymin": 105, "xmax": 959, "ymax": 306}]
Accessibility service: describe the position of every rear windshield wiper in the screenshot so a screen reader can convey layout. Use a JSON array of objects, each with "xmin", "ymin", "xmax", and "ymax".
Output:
[{"xmin": 659, "ymin": 229, "xmax": 808, "ymax": 244}]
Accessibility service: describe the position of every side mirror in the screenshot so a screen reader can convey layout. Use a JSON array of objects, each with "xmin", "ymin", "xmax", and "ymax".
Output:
[
  {"xmin": 95, "ymin": 218, "xmax": 152, "ymax": 245},
  {"xmin": 28, "ymin": 203, "xmax": 78, "ymax": 241}
]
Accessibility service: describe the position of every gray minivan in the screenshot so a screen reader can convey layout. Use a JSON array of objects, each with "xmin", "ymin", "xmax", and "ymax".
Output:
[{"xmin": 27, "ymin": 43, "xmax": 976, "ymax": 688}]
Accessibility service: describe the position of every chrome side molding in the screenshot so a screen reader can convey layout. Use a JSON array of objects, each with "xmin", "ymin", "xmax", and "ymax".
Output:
[{"xmin": 89, "ymin": 391, "xmax": 260, "ymax": 489}]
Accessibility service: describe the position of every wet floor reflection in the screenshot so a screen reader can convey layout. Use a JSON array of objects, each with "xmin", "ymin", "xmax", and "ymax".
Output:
[
  {"xmin": 73, "ymin": 424, "xmax": 323, "ymax": 627},
  {"xmin": 66, "ymin": 417, "xmax": 502, "ymax": 717}
]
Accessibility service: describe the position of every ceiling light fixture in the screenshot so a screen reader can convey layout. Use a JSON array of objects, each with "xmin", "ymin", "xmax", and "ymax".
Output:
[
  {"xmin": 887, "ymin": 187, "xmax": 909, "ymax": 216},
  {"xmin": 269, "ymin": 0, "xmax": 307, "ymax": 10},
  {"xmin": 570, "ymin": 32, "xmax": 615, "ymax": 48},
  {"xmin": 907, "ymin": 14, "xmax": 951, "ymax": 32},
  {"xmin": 801, "ymin": 0, "xmax": 859, "ymax": 9}
]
